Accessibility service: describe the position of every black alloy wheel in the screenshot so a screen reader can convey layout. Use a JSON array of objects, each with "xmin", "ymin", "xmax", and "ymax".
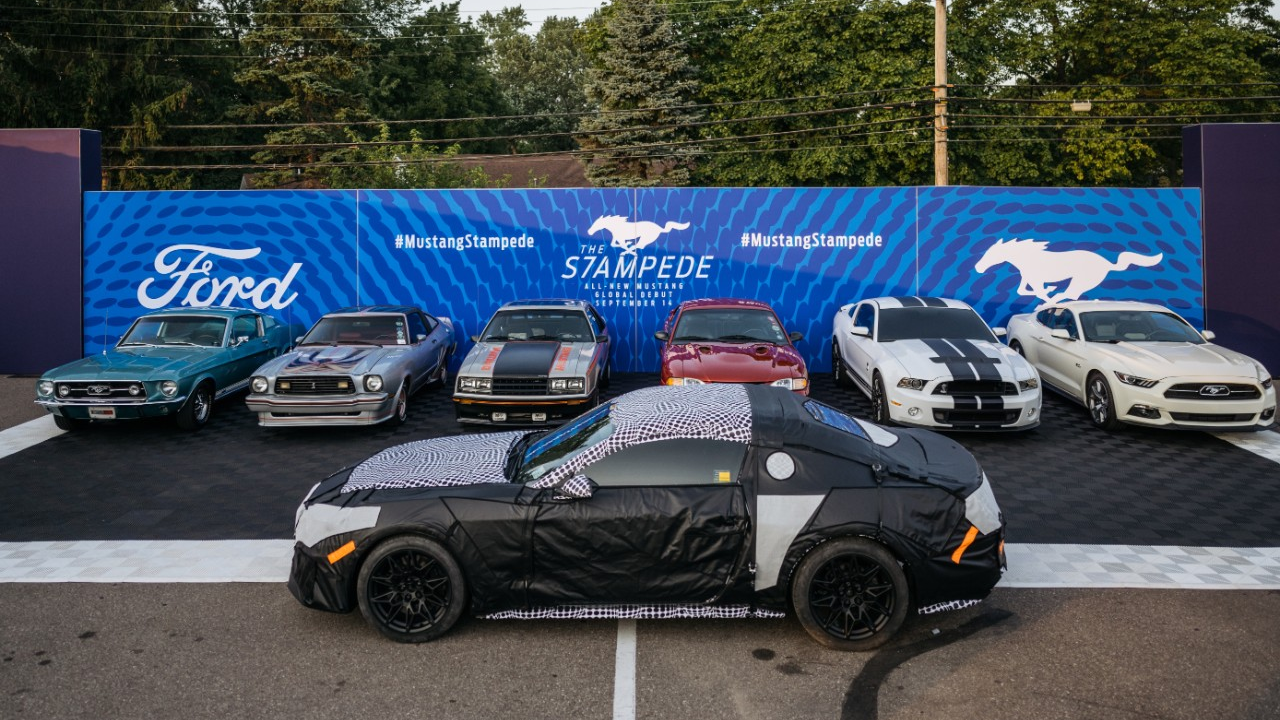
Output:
[
  {"xmin": 1086, "ymin": 371, "xmax": 1120, "ymax": 430},
  {"xmin": 1010, "ymin": 339, "xmax": 1025, "ymax": 357},
  {"xmin": 832, "ymin": 340, "xmax": 853, "ymax": 388},
  {"xmin": 792, "ymin": 538, "xmax": 909, "ymax": 651},
  {"xmin": 357, "ymin": 536, "xmax": 466, "ymax": 643},
  {"xmin": 175, "ymin": 382, "xmax": 212, "ymax": 431},
  {"xmin": 871, "ymin": 373, "xmax": 891, "ymax": 425}
]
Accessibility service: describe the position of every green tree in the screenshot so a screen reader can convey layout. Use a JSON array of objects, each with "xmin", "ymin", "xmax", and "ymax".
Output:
[{"xmin": 577, "ymin": 0, "xmax": 703, "ymax": 186}]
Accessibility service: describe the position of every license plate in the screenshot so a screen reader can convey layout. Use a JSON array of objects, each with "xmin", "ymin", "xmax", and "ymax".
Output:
[
  {"xmin": 88, "ymin": 407, "xmax": 116, "ymax": 420},
  {"xmin": 492, "ymin": 412, "xmax": 507, "ymax": 422},
  {"xmin": 532, "ymin": 413, "xmax": 547, "ymax": 422}
]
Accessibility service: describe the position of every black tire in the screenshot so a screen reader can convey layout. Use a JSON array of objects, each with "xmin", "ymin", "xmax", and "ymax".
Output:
[
  {"xmin": 53, "ymin": 414, "xmax": 84, "ymax": 431},
  {"xmin": 871, "ymin": 373, "xmax": 891, "ymax": 425},
  {"xmin": 791, "ymin": 538, "xmax": 910, "ymax": 651},
  {"xmin": 600, "ymin": 359, "xmax": 612, "ymax": 390},
  {"xmin": 1086, "ymin": 371, "xmax": 1120, "ymax": 430},
  {"xmin": 357, "ymin": 536, "xmax": 466, "ymax": 644},
  {"xmin": 1010, "ymin": 339, "xmax": 1025, "ymax": 357},
  {"xmin": 832, "ymin": 340, "xmax": 853, "ymax": 388},
  {"xmin": 175, "ymin": 382, "xmax": 212, "ymax": 431},
  {"xmin": 388, "ymin": 383, "xmax": 409, "ymax": 427}
]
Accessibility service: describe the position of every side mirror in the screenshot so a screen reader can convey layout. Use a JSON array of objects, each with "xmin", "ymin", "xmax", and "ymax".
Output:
[
  {"xmin": 416, "ymin": 334, "xmax": 427, "ymax": 343},
  {"xmin": 596, "ymin": 334, "xmax": 609, "ymax": 344},
  {"xmin": 851, "ymin": 326, "xmax": 870, "ymax": 337},
  {"xmin": 233, "ymin": 335, "xmax": 250, "ymax": 347},
  {"xmin": 1050, "ymin": 328, "xmax": 1073, "ymax": 341},
  {"xmin": 1201, "ymin": 329, "xmax": 1216, "ymax": 341},
  {"xmin": 294, "ymin": 336, "xmax": 304, "ymax": 345},
  {"xmin": 654, "ymin": 331, "xmax": 669, "ymax": 342},
  {"xmin": 553, "ymin": 475, "xmax": 598, "ymax": 501},
  {"xmin": 788, "ymin": 331, "xmax": 804, "ymax": 343},
  {"xmin": 992, "ymin": 327, "xmax": 1007, "ymax": 338},
  {"xmin": 470, "ymin": 334, "xmax": 480, "ymax": 343}
]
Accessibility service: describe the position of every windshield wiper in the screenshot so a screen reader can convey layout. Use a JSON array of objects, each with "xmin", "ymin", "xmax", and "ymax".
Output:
[
  {"xmin": 164, "ymin": 341, "xmax": 201, "ymax": 346},
  {"xmin": 673, "ymin": 335, "xmax": 711, "ymax": 342},
  {"xmin": 119, "ymin": 341, "xmax": 158, "ymax": 347}
]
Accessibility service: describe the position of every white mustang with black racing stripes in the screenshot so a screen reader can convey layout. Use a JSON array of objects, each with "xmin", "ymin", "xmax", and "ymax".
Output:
[
  {"xmin": 453, "ymin": 299, "xmax": 612, "ymax": 425},
  {"xmin": 832, "ymin": 296, "xmax": 1042, "ymax": 431}
]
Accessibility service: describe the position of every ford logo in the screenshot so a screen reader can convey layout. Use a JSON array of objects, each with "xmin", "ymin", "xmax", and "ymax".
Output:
[
  {"xmin": 1200, "ymin": 385, "xmax": 1230, "ymax": 396},
  {"xmin": 87, "ymin": 385, "xmax": 111, "ymax": 395}
]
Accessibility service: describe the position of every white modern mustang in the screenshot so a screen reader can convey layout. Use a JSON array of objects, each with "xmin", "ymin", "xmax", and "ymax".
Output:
[{"xmin": 1005, "ymin": 300, "xmax": 1275, "ymax": 431}]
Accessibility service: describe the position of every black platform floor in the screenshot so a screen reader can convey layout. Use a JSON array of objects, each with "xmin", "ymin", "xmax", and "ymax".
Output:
[{"xmin": 1, "ymin": 374, "xmax": 1277, "ymax": 545}]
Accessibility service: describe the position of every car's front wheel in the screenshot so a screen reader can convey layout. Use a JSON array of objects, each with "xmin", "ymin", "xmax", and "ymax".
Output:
[
  {"xmin": 792, "ymin": 537, "xmax": 910, "ymax": 651},
  {"xmin": 52, "ymin": 414, "xmax": 84, "ymax": 431},
  {"xmin": 1010, "ymin": 339, "xmax": 1025, "ymax": 357},
  {"xmin": 871, "ymin": 373, "xmax": 891, "ymax": 425},
  {"xmin": 832, "ymin": 340, "xmax": 853, "ymax": 388},
  {"xmin": 175, "ymin": 382, "xmax": 212, "ymax": 431},
  {"xmin": 357, "ymin": 536, "xmax": 466, "ymax": 643},
  {"xmin": 389, "ymin": 383, "xmax": 409, "ymax": 426},
  {"xmin": 1086, "ymin": 371, "xmax": 1120, "ymax": 430}
]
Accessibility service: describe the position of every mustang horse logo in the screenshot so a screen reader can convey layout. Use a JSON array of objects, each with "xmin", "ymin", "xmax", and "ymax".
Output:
[
  {"xmin": 974, "ymin": 238, "xmax": 1163, "ymax": 303},
  {"xmin": 587, "ymin": 215, "xmax": 690, "ymax": 256}
]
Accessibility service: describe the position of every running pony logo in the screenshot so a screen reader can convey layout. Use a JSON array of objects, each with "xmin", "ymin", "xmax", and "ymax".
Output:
[
  {"xmin": 587, "ymin": 215, "xmax": 691, "ymax": 256},
  {"xmin": 974, "ymin": 238, "xmax": 1163, "ymax": 303}
]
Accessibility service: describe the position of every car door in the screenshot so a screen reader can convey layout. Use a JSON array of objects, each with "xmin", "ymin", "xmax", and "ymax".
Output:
[
  {"xmin": 842, "ymin": 302, "xmax": 878, "ymax": 393},
  {"xmin": 404, "ymin": 312, "xmax": 441, "ymax": 392},
  {"xmin": 230, "ymin": 314, "xmax": 274, "ymax": 381},
  {"xmin": 526, "ymin": 438, "xmax": 751, "ymax": 605},
  {"xmin": 1034, "ymin": 309, "xmax": 1085, "ymax": 398},
  {"xmin": 586, "ymin": 305, "xmax": 610, "ymax": 377}
]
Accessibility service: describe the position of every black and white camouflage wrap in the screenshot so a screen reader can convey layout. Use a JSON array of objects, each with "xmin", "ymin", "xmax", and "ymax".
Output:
[
  {"xmin": 916, "ymin": 598, "xmax": 984, "ymax": 615},
  {"xmin": 344, "ymin": 431, "xmax": 525, "ymax": 491},
  {"xmin": 483, "ymin": 604, "xmax": 785, "ymax": 620},
  {"xmin": 529, "ymin": 385, "xmax": 752, "ymax": 490}
]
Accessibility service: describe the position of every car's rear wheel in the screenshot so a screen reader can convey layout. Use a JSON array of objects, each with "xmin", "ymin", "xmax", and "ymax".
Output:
[
  {"xmin": 357, "ymin": 536, "xmax": 466, "ymax": 643},
  {"xmin": 53, "ymin": 414, "xmax": 84, "ymax": 431},
  {"xmin": 175, "ymin": 382, "xmax": 212, "ymax": 431},
  {"xmin": 832, "ymin": 340, "xmax": 853, "ymax": 388},
  {"xmin": 1086, "ymin": 371, "xmax": 1120, "ymax": 430},
  {"xmin": 792, "ymin": 538, "xmax": 909, "ymax": 651},
  {"xmin": 871, "ymin": 373, "xmax": 891, "ymax": 425}
]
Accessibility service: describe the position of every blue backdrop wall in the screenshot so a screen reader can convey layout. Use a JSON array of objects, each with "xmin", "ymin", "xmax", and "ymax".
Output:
[{"xmin": 82, "ymin": 186, "xmax": 1204, "ymax": 373}]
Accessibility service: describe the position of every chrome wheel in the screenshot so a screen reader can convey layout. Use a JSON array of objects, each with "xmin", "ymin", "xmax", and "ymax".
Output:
[{"xmin": 1086, "ymin": 372, "xmax": 1119, "ymax": 430}]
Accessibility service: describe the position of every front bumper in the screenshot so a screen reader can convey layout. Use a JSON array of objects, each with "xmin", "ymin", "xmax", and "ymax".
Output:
[
  {"xmin": 288, "ymin": 537, "xmax": 360, "ymax": 614},
  {"xmin": 453, "ymin": 393, "xmax": 596, "ymax": 425},
  {"xmin": 246, "ymin": 392, "xmax": 396, "ymax": 427},
  {"xmin": 1112, "ymin": 379, "xmax": 1276, "ymax": 431},
  {"xmin": 36, "ymin": 397, "xmax": 187, "ymax": 421},
  {"xmin": 912, "ymin": 524, "xmax": 1006, "ymax": 610},
  {"xmin": 886, "ymin": 386, "xmax": 1041, "ymax": 431}
]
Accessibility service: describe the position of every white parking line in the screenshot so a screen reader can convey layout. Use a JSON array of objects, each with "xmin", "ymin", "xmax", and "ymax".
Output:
[
  {"xmin": 0, "ymin": 415, "xmax": 63, "ymax": 460},
  {"xmin": 612, "ymin": 619, "xmax": 637, "ymax": 720},
  {"xmin": 1214, "ymin": 429, "xmax": 1280, "ymax": 466}
]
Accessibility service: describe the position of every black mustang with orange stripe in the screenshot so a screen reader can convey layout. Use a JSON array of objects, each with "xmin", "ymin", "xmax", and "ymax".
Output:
[{"xmin": 452, "ymin": 300, "xmax": 612, "ymax": 425}]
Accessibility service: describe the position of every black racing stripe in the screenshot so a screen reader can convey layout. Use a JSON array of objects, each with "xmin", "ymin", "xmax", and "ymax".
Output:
[
  {"xmin": 979, "ymin": 395, "xmax": 1005, "ymax": 410},
  {"xmin": 897, "ymin": 296, "xmax": 925, "ymax": 307},
  {"xmin": 922, "ymin": 338, "xmax": 979, "ymax": 381},
  {"xmin": 491, "ymin": 342, "xmax": 560, "ymax": 376},
  {"xmin": 948, "ymin": 339, "xmax": 1003, "ymax": 381},
  {"xmin": 952, "ymin": 395, "xmax": 979, "ymax": 410},
  {"xmin": 919, "ymin": 296, "xmax": 948, "ymax": 307}
]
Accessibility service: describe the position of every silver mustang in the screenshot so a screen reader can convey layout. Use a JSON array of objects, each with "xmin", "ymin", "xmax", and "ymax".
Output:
[
  {"xmin": 453, "ymin": 299, "xmax": 611, "ymax": 425},
  {"xmin": 246, "ymin": 305, "xmax": 455, "ymax": 427}
]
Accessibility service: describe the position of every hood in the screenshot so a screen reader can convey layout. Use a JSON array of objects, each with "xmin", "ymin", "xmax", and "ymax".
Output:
[
  {"xmin": 1093, "ymin": 341, "xmax": 1263, "ymax": 379},
  {"xmin": 458, "ymin": 341, "xmax": 598, "ymax": 378},
  {"xmin": 342, "ymin": 431, "xmax": 526, "ymax": 492},
  {"xmin": 664, "ymin": 342, "xmax": 806, "ymax": 383},
  {"xmin": 42, "ymin": 347, "xmax": 219, "ymax": 380},
  {"xmin": 878, "ymin": 427, "xmax": 982, "ymax": 496},
  {"xmin": 271, "ymin": 345, "xmax": 392, "ymax": 377},
  {"xmin": 884, "ymin": 338, "xmax": 1035, "ymax": 382}
]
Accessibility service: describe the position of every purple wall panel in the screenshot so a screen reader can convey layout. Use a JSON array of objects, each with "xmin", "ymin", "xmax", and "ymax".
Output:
[
  {"xmin": 1184, "ymin": 124, "xmax": 1280, "ymax": 375},
  {"xmin": 0, "ymin": 129, "xmax": 100, "ymax": 374}
]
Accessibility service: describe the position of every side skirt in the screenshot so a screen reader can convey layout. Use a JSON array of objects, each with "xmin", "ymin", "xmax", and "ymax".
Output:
[{"xmin": 483, "ymin": 605, "xmax": 786, "ymax": 620}]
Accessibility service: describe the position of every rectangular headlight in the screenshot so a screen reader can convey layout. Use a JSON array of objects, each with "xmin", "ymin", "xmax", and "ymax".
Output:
[{"xmin": 458, "ymin": 377, "xmax": 492, "ymax": 393}]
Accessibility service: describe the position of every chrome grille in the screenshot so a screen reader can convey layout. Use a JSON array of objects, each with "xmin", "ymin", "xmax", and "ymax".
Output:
[
  {"xmin": 1163, "ymin": 383, "xmax": 1261, "ymax": 401},
  {"xmin": 275, "ymin": 376, "xmax": 356, "ymax": 395},
  {"xmin": 491, "ymin": 377, "xmax": 550, "ymax": 396},
  {"xmin": 55, "ymin": 381, "xmax": 147, "ymax": 402},
  {"xmin": 933, "ymin": 380, "xmax": 1017, "ymax": 396}
]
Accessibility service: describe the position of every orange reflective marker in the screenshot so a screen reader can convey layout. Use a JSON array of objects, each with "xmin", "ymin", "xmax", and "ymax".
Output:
[
  {"xmin": 951, "ymin": 526, "xmax": 980, "ymax": 564},
  {"xmin": 327, "ymin": 540, "xmax": 356, "ymax": 565}
]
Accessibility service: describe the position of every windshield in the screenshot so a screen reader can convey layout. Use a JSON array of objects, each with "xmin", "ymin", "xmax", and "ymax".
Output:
[
  {"xmin": 803, "ymin": 400, "xmax": 869, "ymax": 440},
  {"xmin": 672, "ymin": 308, "xmax": 788, "ymax": 344},
  {"xmin": 300, "ymin": 315, "xmax": 407, "ymax": 346},
  {"xmin": 482, "ymin": 309, "xmax": 593, "ymax": 342},
  {"xmin": 1080, "ymin": 310, "xmax": 1204, "ymax": 344},
  {"xmin": 876, "ymin": 307, "xmax": 996, "ymax": 343},
  {"xmin": 119, "ymin": 316, "xmax": 227, "ymax": 347},
  {"xmin": 515, "ymin": 401, "xmax": 615, "ymax": 484}
]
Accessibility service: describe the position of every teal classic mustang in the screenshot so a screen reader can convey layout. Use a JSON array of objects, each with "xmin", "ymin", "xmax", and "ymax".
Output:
[{"xmin": 35, "ymin": 307, "xmax": 302, "ymax": 431}]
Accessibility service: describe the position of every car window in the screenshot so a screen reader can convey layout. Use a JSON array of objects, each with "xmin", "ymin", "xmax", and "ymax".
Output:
[
  {"xmin": 120, "ymin": 316, "xmax": 228, "ymax": 347},
  {"xmin": 672, "ymin": 308, "xmax": 788, "ymax": 344},
  {"xmin": 232, "ymin": 315, "xmax": 260, "ymax": 340},
  {"xmin": 406, "ymin": 313, "xmax": 429, "ymax": 343},
  {"xmin": 579, "ymin": 438, "xmax": 747, "ymax": 486},
  {"xmin": 1079, "ymin": 310, "xmax": 1204, "ymax": 344},
  {"xmin": 852, "ymin": 304, "xmax": 875, "ymax": 334},
  {"xmin": 518, "ymin": 401, "xmax": 615, "ymax": 484},
  {"xmin": 876, "ymin": 307, "xmax": 997, "ymax": 342},
  {"xmin": 262, "ymin": 315, "xmax": 278, "ymax": 330},
  {"xmin": 587, "ymin": 306, "xmax": 606, "ymax": 335},
  {"xmin": 300, "ymin": 315, "xmax": 407, "ymax": 346},
  {"xmin": 1036, "ymin": 308, "xmax": 1054, "ymax": 328},
  {"xmin": 421, "ymin": 312, "xmax": 439, "ymax": 332},
  {"xmin": 483, "ymin": 309, "xmax": 593, "ymax": 342},
  {"xmin": 1057, "ymin": 310, "xmax": 1079, "ymax": 339}
]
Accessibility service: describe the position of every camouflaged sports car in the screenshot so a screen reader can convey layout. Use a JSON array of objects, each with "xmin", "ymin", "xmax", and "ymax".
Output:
[
  {"xmin": 452, "ymin": 299, "xmax": 611, "ymax": 425},
  {"xmin": 289, "ymin": 384, "xmax": 1006, "ymax": 650}
]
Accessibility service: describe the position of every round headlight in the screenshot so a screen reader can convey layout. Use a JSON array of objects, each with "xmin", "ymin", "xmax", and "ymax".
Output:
[
  {"xmin": 128, "ymin": 384, "xmax": 143, "ymax": 396},
  {"xmin": 365, "ymin": 375, "xmax": 384, "ymax": 392},
  {"xmin": 160, "ymin": 380, "xmax": 178, "ymax": 397},
  {"xmin": 251, "ymin": 376, "xmax": 269, "ymax": 394},
  {"xmin": 37, "ymin": 380, "xmax": 54, "ymax": 396},
  {"xmin": 57, "ymin": 385, "xmax": 70, "ymax": 397}
]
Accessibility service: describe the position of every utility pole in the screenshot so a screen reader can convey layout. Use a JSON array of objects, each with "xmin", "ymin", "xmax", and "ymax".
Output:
[{"xmin": 934, "ymin": 0, "xmax": 948, "ymax": 186}]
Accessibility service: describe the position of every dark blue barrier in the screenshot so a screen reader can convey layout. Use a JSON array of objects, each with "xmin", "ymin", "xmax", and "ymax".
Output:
[{"xmin": 82, "ymin": 187, "xmax": 1203, "ymax": 372}]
